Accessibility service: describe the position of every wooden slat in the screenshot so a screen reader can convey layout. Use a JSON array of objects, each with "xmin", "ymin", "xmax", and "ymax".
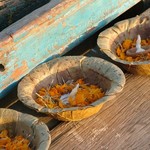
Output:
[
  {"xmin": 0, "ymin": 7, "xmax": 149, "ymax": 149},
  {"xmin": 0, "ymin": 0, "xmax": 141, "ymax": 99},
  {"xmin": 50, "ymin": 74, "xmax": 150, "ymax": 150},
  {"xmin": 0, "ymin": 0, "xmax": 51, "ymax": 31},
  {"xmin": 0, "ymin": 88, "xmax": 61, "ymax": 129}
]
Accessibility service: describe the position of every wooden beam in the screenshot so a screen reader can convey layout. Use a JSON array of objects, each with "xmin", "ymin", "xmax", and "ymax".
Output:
[
  {"xmin": 0, "ymin": 0, "xmax": 140, "ymax": 98},
  {"xmin": 50, "ymin": 74, "xmax": 150, "ymax": 150}
]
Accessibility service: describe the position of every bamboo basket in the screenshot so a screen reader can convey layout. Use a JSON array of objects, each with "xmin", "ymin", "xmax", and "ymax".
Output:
[
  {"xmin": 18, "ymin": 56, "xmax": 125, "ymax": 121},
  {"xmin": 0, "ymin": 108, "xmax": 51, "ymax": 150},
  {"xmin": 97, "ymin": 15, "xmax": 150, "ymax": 75}
]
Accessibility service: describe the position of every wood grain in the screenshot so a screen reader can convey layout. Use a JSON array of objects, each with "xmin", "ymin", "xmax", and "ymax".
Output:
[
  {"xmin": 0, "ymin": 0, "xmax": 141, "ymax": 99},
  {"xmin": 0, "ymin": 89, "xmax": 59, "ymax": 129},
  {"xmin": 0, "ymin": 7, "xmax": 149, "ymax": 150},
  {"xmin": 0, "ymin": 0, "xmax": 51, "ymax": 31},
  {"xmin": 50, "ymin": 74, "xmax": 150, "ymax": 150}
]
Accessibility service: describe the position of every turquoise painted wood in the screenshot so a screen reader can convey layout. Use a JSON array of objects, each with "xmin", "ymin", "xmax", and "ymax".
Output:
[{"xmin": 0, "ymin": 0, "xmax": 140, "ymax": 98}]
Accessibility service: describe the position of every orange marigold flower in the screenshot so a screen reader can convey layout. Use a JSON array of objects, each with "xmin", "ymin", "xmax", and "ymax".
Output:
[
  {"xmin": 116, "ymin": 47, "xmax": 122, "ymax": 56},
  {"xmin": 126, "ymin": 56, "xmax": 133, "ymax": 62},
  {"xmin": 122, "ymin": 39, "xmax": 132, "ymax": 50},
  {"xmin": 36, "ymin": 79, "xmax": 105, "ymax": 108},
  {"xmin": 0, "ymin": 130, "xmax": 31, "ymax": 150},
  {"xmin": 141, "ymin": 40, "xmax": 148, "ymax": 46},
  {"xmin": 76, "ymin": 79, "xmax": 84, "ymax": 84},
  {"xmin": 120, "ymin": 52, "xmax": 126, "ymax": 60},
  {"xmin": 116, "ymin": 38, "xmax": 150, "ymax": 62}
]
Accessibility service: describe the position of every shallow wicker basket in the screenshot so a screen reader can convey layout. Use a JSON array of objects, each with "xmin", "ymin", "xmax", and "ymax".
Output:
[
  {"xmin": 0, "ymin": 108, "xmax": 51, "ymax": 150},
  {"xmin": 18, "ymin": 56, "xmax": 125, "ymax": 121},
  {"xmin": 97, "ymin": 14, "xmax": 150, "ymax": 75}
]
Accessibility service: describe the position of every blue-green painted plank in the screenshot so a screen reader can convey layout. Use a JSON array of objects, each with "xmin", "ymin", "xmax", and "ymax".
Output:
[{"xmin": 0, "ymin": 0, "xmax": 140, "ymax": 98}]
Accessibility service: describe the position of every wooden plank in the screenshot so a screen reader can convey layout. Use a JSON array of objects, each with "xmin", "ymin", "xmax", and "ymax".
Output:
[
  {"xmin": 50, "ymin": 74, "xmax": 150, "ymax": 150},
  {"xmin": 0, "ymin": 0, "xmax": 140, "ymax": 98},
  {"xmin": 0, "ymin": 87, "xmax": 61, "ymax": 130},
  {"xmin": 0, "ymin": 0, "xmax": 52, "ymax": 31},
  {"xmin": 0, "ymin": 7, "xmax": 149, "ymax": 149},
  {"xmin": 1, "ymin": 99, "xmax": 61, "ymax": 129}
]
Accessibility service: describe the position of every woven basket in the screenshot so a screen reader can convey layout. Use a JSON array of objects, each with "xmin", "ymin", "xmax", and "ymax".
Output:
[
  {"xmin": 0, "ymin": 108, "xmax": 51, "ymax": 150},
  {"xmin": 18, "ymin": 56, "xmax": 125, "ymax": 121},
  {"xmin": 97, "ymin": 15, "xmax": 150, "ymax": 75}
]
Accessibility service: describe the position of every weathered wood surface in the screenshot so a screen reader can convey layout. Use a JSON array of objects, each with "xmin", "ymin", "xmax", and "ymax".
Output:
[
  {"xmin": 0, "ymin": 6, "xmax": 150, "ymax": 150},
  {"xmin": 0, "ymin": 0, "xmax": 51, "ymax": 31},
  {"xmin": 2, "ymin": 73, "xmax": 150, "ymax": 149},
  {"xmin": 0, "ymin": 0, "xmax": 140, "ymax": 98},
  {"xmin": 50, "ymin": 74, "xmax": 150, "ymax": 150},
  {"xmin": 1, "ymin": 44, "xmax": 150, "ymax": 149}
]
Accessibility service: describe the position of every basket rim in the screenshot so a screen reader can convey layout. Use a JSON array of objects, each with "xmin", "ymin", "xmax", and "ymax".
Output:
[
  {"xmin": 97, "ymin": 15, "xmax": 150, "ymax": 65},
  {"xmin": 18, "ymin": 56, "xmax": 126, "ymax": 114},
  {"xmin": 0, "ymin": 108, "xmax": 51, "ymax": 150}
]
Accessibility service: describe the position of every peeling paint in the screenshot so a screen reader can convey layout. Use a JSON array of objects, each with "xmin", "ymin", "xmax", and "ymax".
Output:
[
  {"xmin": 10, "ymin": 61, "xmax": 28, "ymax": 80},
  {"xmin": 0, "ymin": 0, "xmax": 140, "ymax": 98}
]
